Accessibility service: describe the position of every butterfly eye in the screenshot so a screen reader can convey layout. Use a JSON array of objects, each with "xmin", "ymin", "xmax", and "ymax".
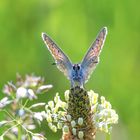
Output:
[
  {"xmin": 77, "ymin": 65, "xmax": 80, "ymax": 70},
  {"xmin": 73, "ymin": 66, "xmax": 76, "ymax": 70}
]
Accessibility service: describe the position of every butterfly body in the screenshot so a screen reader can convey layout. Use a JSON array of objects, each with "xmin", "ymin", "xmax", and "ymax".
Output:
[
  {"xmin": 42, "ymin": 27, "xmax": 107, "ymax": 88},
  {"xmin": 70, "ymin": 64, "xmax": 84, "ymax": 87}
]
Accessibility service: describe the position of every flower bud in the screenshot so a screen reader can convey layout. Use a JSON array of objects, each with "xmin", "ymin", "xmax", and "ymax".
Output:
[
  {"xmin": 57, "ymin": 122, "xmax": 63, "ymax": 129},
  {"xmin": 72, "ymin": 128, "xmax": 76, "ymax": 135},
  {"xmin": 64, "ymin": 90, "xmax": 69, "ymax": 101},
  {"xmin": 46, "ymin": 112, "xmax": 52, "ymax": 123},
  {"xmin": 51, "ymin": 125, "xmax": 57, "ymax": 132},
  {"xmin": 48, "ymin": 101, "xmax": 54, "ymax": 109},
  {"xmin": 78, "ymin": 131, "xmax": 84, "ymax": 139},
  {"xmin": 71, "ymin": 120, "xmax": 76, "ymax": 127},
  {"xmin": 63, "ymin": 125, "xmax": 69, "ymax": 133},
  {"xmin": 66, "ymin": 115, "xmax": 71, "ymax": 122},
  {"xmin": 78, "ymin": 117, "xmax": 83, "ymax": 126}
]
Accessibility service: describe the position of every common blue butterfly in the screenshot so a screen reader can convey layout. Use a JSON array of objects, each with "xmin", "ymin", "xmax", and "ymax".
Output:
[{"xmin": 42, "ymin": 27, "xmax": 107, "ymax": 88}]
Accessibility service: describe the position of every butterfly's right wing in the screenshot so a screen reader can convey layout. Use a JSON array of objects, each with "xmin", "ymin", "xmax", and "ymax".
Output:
[
  {"xmin": 81, "ymin": 27, "xmax": 107, "ymax": 83},
  {"xmin": 42, "ymin": 33, "xmax": 73, "ymax": 80}
]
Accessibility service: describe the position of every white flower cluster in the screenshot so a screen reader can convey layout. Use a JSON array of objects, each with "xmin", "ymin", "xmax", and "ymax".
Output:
[
  {"xmin": 88, "ymin": 90, "xmax": 119, "ymax": 134},
  {"xmin": 44, "ymin": 89, "xmax": 118, "ymax": 138},
  {"xmin": 0, "ymin": 74, "xmax": 52, "ymax": 140},
  {"xmin": 45, "ymin": 92, "xmax": 68, "ymax": 132},
  {"xmin": 3, "ymin": 74, "xmax": 53, "ymax": 101},
  {"xmin": 45, "ymin": 90, "xmax": 85, "ymax": 139}
]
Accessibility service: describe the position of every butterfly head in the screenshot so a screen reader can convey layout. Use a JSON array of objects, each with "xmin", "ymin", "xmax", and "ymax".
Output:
[{"xmin": 72, "ymin": 64, "xmax": 81, "ymax": 71}]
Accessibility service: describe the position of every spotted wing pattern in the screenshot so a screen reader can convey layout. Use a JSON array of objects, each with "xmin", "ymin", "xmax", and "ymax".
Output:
[
  {"xmin": 42, "ymin": 33, "xmax": 73, "ymax": 79},
  {"xmin": 81, "ymin": 27, "xmax": 107, "ymax": 83}
]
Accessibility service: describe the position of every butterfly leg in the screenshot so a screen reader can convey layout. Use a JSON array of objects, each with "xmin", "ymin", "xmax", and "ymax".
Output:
[
  {"xmin": 70, "ymin": 80, "xmax": 75, "ymax": 89},
  {"xmin": 79, "ymin": 81, "xmax": 84, "ymax": 89}
]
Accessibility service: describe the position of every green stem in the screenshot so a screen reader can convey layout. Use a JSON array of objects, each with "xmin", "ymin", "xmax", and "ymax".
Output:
[
  {"xmin": 2, "ymin": 109, "xmax": 15, "ymax": 120},
  {"xmin": 21, "ymin": 125, "xmax": 47, "ymax": 140},
  {"xmin": 18, "ymin": 124, "xmax": 22, "ymax": 140},
  {"xmin": 106, "ymin": 133, "xmax": 111, "ymax": 140},
  {"xmin": 1, "ymin": 124, "xmax": 18, "ymax": 137},
  {"xmin": 22, "ymin": 99, "xmax": 29, "ymax": 109}
]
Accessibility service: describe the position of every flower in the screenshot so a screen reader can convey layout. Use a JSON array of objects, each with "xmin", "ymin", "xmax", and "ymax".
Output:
[
  {"xmin": 16, "ymin": 87, "xmax": 27, "ymax": 99},
  {"xmin": 3, "ymin": 82, "xmax": 16, "ymax": 96},
  {"xmin": 34, "ymin": 112, "xmax": 44, "ymax": 122},
  {"xmin": 71, "ymin": 120, "xmax": 76, "ymax": 127},
  {"xmin": 0, "ymin": 74, "xmax": 52, "ymax": 140},
  {"xmin": 64, "ymin": 90, "xmax": 69, "ymax": 101},
  {"xmin": 29, "ymin": 103, "xmax": 46, "ymax": 109},
  {"xmin": 63, "ymin": 125, "xmax": 69, "ymax": 133},
  {"xmin": 66, "ymin": 114, "xmax": 72, "ymax": 122},
  {"xmin": 27, "ymin": 89, "xmax": 37, "ymax": 100},
  {"xmin": 24, "ymin": 75, "xmax": 43, "ymax": 87},
  {"xmin": 1, "ymin": 74, "xmax": 118, "ymax": 140},
  {"xmin": 45, "ymin": 89, "xmax": 118, "ymax": 139},
  {"xmin": 48, "ymin": 101, "xmax": 54, "ymax": 109},
  {"xmin": 51, "ymin": 125, "xmax": 57, "ymax": 132},
  {"xmin": 17, "ymin": 109, "xmax": 25, "ymax": 117},
  {"xmin": 3, "ymin": 74, "xmax": 52, "ymax": 101},
  {"xmin": 88, "ymin": 90, "xmax": 99, "ymax": 105},
  {"xmin": 78, "ymin": 131, "xmax": 84, "ymax": 139},
  {"xmin": 37, "ymin": 85, "xmax": 53, "ymax": 93},
  {"xmin": 0, "ymin": 97, "xmax": 12, "ymax": 109},
  {"xmin": 57, "ymin": 122, "xmax": 63, "ymax": 129},
  {"xmin": 46, "ymin": 111, "xmax": 52, "ymax": 123},
  {"xmin": 91, "ymin": 94, "xmax": 119, "ymax": 133},
  {"xmin": 32, "ymin": 134, "xmax": 44, "ymax": 140},
  {"xmin": 0, "ymin": 136, "xmax": 4, "ymax": 140},
  {"xmin": 78, "ymin": 117, "xmax": 83, "ymax": 126},
  {"xmin": 0, "ymin": 121, "xmax": 8, "ymax": 127},
  {"xmin": 72, "ymin": 128, "xmax": 77, "ymax": 135}
]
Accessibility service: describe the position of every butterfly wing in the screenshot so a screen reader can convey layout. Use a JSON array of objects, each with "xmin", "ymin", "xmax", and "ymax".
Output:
[
  {"xmin": 42, "ymin": 33, "xmax": 73, "ymax": 80},
  {"xmin": 81, "ymin": 27, "xmax": 107, "ymax": 83}
]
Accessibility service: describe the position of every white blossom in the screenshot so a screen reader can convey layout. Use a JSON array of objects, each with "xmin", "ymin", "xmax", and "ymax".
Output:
[
  {"xmin": 0, "ymin": 136, "xmax": 4, "ymax": 140},
  {"xmin": 0, "ymin": 97, "xmax": 12, "ymax": 108},
  {"xmin": 27, "ymin": 89, "xmax": 37, "ymax": 100},
  {"xmin": 34, "ymin": 112, "xmax": 43, "ymax": 121},
  {"xmin": 32, "ymin": 134, "xmax": 44, "ymax": 140},
  {"xmin": 16, "ymin": 87, "xmax": 27, "ymax": 99},
  {"xmin": 0, "ymin": 121, "xmax": 8, "ymax": 127},
  {"xmin": 37, "ymin": 85, "xmax": 53, "ymax": 93},
  {"xmin": 29, "ymin": 103, "xmax": 46, "ymax": 109},
  {"xmin": 64, "ymin": 90, "xmax": 69, "ymax": 101}
]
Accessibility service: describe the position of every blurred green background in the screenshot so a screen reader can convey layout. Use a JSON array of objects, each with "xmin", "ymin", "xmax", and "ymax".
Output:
[{"xmin": 0, "ymin": 0, "xmax": 140, "ymax": 139}]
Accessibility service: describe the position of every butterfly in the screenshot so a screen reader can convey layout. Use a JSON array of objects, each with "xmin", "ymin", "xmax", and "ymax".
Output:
[{"xmin": 42, "ymin": 27, "xmax": 107, "ymax": 88}]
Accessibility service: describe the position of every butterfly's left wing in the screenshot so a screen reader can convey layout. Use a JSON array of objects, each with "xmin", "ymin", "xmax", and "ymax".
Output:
[
  {"xmin": 81, "ymin": 27, "xmax": 107, "ymax": 83},
  {"xmin": 42, "ymin": 33, "xmax": 73, "ymax": 80}
]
